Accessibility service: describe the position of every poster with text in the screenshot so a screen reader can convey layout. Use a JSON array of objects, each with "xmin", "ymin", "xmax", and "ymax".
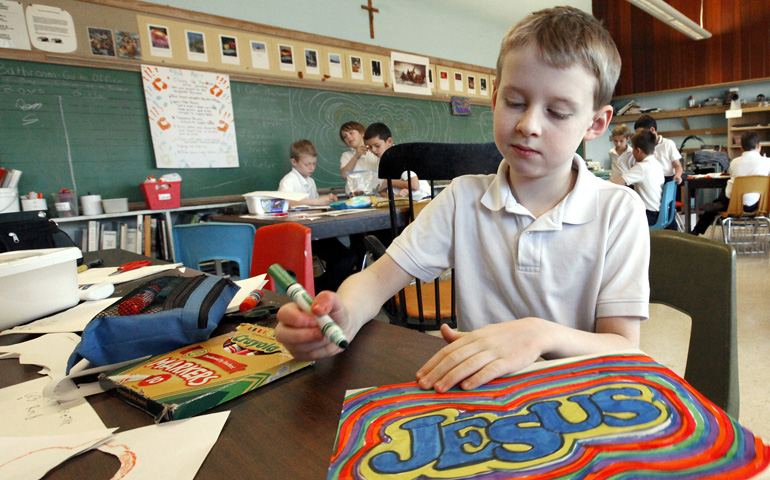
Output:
[
  {"xmin": 25, "ymin": 3, "xmax": 75, "ymax": 52},
  {"xmin": 0, "ymin": 0, "xmax": 31, "ymax": 50},
  {"xmin": 141, "ymin": 65, "xmax": 239, "ymax": 168}
]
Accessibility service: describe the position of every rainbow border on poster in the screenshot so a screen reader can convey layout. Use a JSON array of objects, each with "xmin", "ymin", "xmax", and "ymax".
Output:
[{"xmin": 328, "ymin": 353, "xmax": 770, "ymax": 479}]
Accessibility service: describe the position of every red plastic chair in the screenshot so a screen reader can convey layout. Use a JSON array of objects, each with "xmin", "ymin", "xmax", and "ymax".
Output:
[{"xmin": 250, "ymin": 222, "xmax": 315, "ymax": 296}]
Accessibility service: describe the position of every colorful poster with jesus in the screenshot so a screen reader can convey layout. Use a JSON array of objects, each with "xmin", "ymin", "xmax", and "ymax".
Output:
[
  {"xmin": 141, "ymin": 65, "xmax": 238, "ymax": 168},
  {"xmin": 328, "ymin": 353, "xmax": 770, "ymax": 479}
]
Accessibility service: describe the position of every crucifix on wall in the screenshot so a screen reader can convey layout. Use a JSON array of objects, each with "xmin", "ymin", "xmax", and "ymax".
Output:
[{"xmin": 361, "ymin": 0, "xmax": 379, "ymax": 39}]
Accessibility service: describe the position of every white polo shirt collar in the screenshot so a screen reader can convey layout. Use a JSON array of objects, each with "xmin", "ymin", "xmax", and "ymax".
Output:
[{"xmin": 480, "ymin": 154, "xmax": 599, "ymax": 228}]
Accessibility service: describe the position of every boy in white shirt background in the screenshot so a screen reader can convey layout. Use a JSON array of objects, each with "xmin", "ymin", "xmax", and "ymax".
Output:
[
  {"xmin": 278, "ymin": 139, "xmax": 357, "ymax": 291},
  {"xmin": 363, "ymin": 122, "xmax": 432, "ymax": 201},
  {"xmin": 278, "ymin": 139, "xmax": 337, "ymax": 207},
  {"xmin": 339, "ymin": 121, "xmax": 380, "ymax": 179},
  {"xmin": 608, "ymin": 123, "xmax": 634, "ymax": 181},
  {"xmin": 691, "ymin": 130, "xmax": 770, "ymax": 235},
  {"xmin": 611, "ymin": 129, "xmax": 665, "ymax": 226}
]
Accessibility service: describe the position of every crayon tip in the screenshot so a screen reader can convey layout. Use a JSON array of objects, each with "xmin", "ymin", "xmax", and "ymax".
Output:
[{"xmin": 340, "ymin": 340, "xmax": 349, "ymax": 349}]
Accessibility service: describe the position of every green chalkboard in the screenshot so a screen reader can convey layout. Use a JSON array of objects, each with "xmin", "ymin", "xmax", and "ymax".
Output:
[{"xmin": 0, "ymin": 60, "xmax": 493, "ymax": 202}]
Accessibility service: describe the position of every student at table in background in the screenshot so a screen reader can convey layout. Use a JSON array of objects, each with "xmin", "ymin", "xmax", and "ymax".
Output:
[
  {"xmin": 634, "ymin": 114, "xmax": 683, "ymax": 185},
  {"xmin": 364, "ymin": 122, "xmax": 431, "ymax": 200},
  {"xmin": 277, "ymin": 6, "xmax": 648, "ymax": 394},
  {"xmin": 278, "ymin": 139, "xmax": 337, "ymax": 207},
  {"xmin": 278, "ymin": 139, "xmax": 357, "ymax": 291},
  {"xmin": 339, "ymin": 121, "xmax": 380, "ymax": 179},
  {"xmin": 608, "ymin": 123, "xmax": 634, "ymax": 181},
  {"xmin": 691, "ymin": 130, "xmax": 770, "ymax": 235},
  {"xmin": 611, "ymin": 129, "xmax": 664, "ymax": 226}
]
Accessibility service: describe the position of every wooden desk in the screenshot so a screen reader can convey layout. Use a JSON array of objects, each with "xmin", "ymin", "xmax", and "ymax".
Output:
[
  {"xmin": 210, "ymin": 207, "xmax": 408, "ymax": 241},
  {"xmin": 0, "ymin": 250, "xmax": 445, "ymax": 479},
  {"xmin": 682, "ymin": 175, "xmax": 729, "ymax": 232}
]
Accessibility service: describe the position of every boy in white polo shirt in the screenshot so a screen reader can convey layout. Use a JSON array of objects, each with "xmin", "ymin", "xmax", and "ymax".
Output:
[
  {"xmin": 278, "ymin": 139, "xmax": 356, "ymax": 291},
  {"xmin": 278, "ymin": 139, "xmax": 337, "ymax": 207},
  {"xmin": 611, "ymin": 129, "xmax": 665, "ymax": 225},
  {"xmin": 276, "ymin": 7, "xmax": 649, "ymax": 393}
]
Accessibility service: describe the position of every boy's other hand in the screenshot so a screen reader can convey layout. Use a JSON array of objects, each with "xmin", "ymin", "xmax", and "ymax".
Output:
[
  {"xmin": 415, "ymin": 320, "xmax": 545, "ymax": 393},
  {"xmin": 275, "ymin": 290, "xmax": 350, "ymax": 360},
  {"xmin": 353, "ymin": 144, "xmax": 368, "ymax": 159}
]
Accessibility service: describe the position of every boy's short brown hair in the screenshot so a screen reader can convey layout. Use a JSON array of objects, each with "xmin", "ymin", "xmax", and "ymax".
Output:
[
  {"xmin": 631, "ymin": 129, "xmax": 657, "ymax": 156},
  {"xmin": 496, "ymin": 6, "xmax": 620, "ymax": 110},
  {"xmin": 339, "ymin": 121, "xmax": 365, "ymax": 141},
  {"xmin": 741, "ymin": 130, "xmax": 760, "ymax": 151},
  {"xmin": 290, "ymin": 139, "xmax": 317, "ymax": 160},
  {"xmin": 612, "ymin": 124, "xmax": 632, "ymax": 139}
]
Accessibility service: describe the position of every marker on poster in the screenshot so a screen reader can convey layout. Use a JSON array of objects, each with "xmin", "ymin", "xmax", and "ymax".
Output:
[{"xmin": 268, "ymin": 263, "xmax": 349, "ymax": 349}]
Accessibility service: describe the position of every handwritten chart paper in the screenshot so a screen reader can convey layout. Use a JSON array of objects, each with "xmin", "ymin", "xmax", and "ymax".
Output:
[
  {"xmin": 328, "ymin": 353, "xmax": 770, "ymax": 479},
  {"xmin": 142, "ymin": 65, "xmax": 238, "ymax": 168}
]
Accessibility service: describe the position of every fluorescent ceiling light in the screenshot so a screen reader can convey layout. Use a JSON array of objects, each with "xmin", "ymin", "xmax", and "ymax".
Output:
[{"xmin": 627, "ymin": 0, "xmax": 712, "ymax": 40}]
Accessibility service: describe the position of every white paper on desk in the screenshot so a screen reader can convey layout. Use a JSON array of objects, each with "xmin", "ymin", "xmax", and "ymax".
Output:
[
  {"xmin": 0, "ymin": 298, "xmax": 119, "ymax": 336},
  {"xmin": 225, "ymin": 274, "xmax": 268, "ymax": 313},
  {"xmin": 0, "ymin": 429, "xmax": 116, "ymax": 480},
  {"xmin": 95, "ymin": 411, "xmax": 229, "ymax": 480},
  {"xmin": 78, "ymin": 264, "xmax": 183, "ymax": 285},
  {"xmin": 0, "ymin": 377, "xmax": 107, "ymax": 436},
  {"xmin": 0, "ymin": 332, "xmax": 81, "ymax": 376},
  {"xmin": 44, "ymin": 356, "xmax": 151, "ymax": 402}
]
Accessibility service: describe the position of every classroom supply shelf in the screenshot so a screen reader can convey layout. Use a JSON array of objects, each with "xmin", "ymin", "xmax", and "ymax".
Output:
[
  {"xmin": 726, "ymin": 105, "xmax": 770, "ymax": 159},
  {"xmin": 612, "ymin": 105, "xmax": 730, "ymax": 153},
  {"xmin": 54, "ymin": 201, "xmax": 244, "ymax": 262}
]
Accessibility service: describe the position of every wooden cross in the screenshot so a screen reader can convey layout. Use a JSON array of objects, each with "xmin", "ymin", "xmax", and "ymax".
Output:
[{"xmin": 361, "ymin": 0, "xmax": 379, "ymax": 39}]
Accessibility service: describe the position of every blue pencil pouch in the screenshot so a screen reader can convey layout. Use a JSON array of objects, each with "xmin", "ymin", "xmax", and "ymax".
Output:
[{"xmin": 67, "ymin": 274, "xmax": 238, "ymax": 373}]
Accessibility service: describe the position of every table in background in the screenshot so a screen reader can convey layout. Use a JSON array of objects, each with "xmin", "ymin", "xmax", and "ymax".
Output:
[
  {"xmin": 682, "ymin": 175, "xmax": 729, "ymax": 232},
  {"xmin": 211, "ymin": 207, "xmax": 408, "ymax": 241}
]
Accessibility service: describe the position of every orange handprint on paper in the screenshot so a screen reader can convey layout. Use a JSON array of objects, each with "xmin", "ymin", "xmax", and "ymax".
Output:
[
  {"xmin": 217, "ymin": 111, "xmax": 233, "ymax": 132},
  {"xmin": 208, "ymin": 75, "xmax": 229, "ymax": 98},
  {"xmin": 142, "ymin": 66, "xmax": 168, "ymax": 92},
  {"xmin": 148, "ymin": 107, "xmax": 172, "ymax": 131}
]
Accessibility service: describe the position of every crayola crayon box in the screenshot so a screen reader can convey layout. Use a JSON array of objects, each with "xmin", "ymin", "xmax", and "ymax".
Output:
[{"xmin": 99, "ymin": 324, "xmax": 312, "ymax": 422}]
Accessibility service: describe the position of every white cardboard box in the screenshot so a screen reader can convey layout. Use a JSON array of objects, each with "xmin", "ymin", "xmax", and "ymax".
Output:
[{"xmin": 0, "ymin": 247, "xmax": 82, "ymax": 328}]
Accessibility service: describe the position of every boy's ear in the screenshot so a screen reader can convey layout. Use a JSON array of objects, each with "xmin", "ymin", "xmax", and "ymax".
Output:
[
  {"xmin": 583, "ymin": 105, "xmax": 613, "ymax": 141},
  {"xmin": 385, "ymin": 137, "xmax": 393, "ymax": 147},
  {"xmin": 289, "ymin": 157, "xmax": 298, "ymax": 166}
]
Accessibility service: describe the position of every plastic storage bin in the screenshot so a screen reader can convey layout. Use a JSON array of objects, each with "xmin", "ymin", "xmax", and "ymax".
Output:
[
  {"xmin": 140, "ymin": 181, "xmax": 181, "ymax": 210},
  {"xmin": 0, "ymin": 247, "xmax": 82, "ymax": 328},
  {"xmin": 102, "ymin": 198, "xmax": 129, "ymax": 213}
]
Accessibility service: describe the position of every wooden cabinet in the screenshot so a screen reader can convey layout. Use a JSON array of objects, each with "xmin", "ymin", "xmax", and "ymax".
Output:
[{"xmin": 726, "ymin": 105, "xmax": 770, "ymax": 159}]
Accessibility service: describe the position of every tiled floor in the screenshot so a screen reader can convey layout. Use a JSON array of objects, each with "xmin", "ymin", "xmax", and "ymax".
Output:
[{"xmin": 642, "ymin": 245, "xmax": 770, "ymax": 439}]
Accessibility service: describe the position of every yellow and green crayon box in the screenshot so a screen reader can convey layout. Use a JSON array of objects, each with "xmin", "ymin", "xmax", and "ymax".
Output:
[{"xmin": 99, "ymin": 324, "xmax": 313, "ymax": 422}]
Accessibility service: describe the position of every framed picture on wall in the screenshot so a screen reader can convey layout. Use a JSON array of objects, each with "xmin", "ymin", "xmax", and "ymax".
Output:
[
  {"xmin": 250, "ymin": 40, "xmax": 269, "ymax": 69},
  {"xmin": 439, "ymin": 70, "xmax": 449, "ymax": 91},
  {"xmin": 219, "ymin": 35, "xmax": 239, "ymax": 65},
  {"xmin": 350, "ymin": 55, "xmax": 363, "ymax": 80},
  {"xmin": 148, "ymin": 24, "xmax": 172, "ymax": 58},
  {"xmin": 328, "ymin": 52, "xmax": 343, "ymax": 78},
  {"xmin": 88, "ymin": 27, "xmax": 115, "ymax": 56},
  {"xmin": 454, "ymin": 72, "xmax": 464, "ymax": 92},
  {"xmin": 480, "ymin": 77, "xmax": 488, "ymax": 96},
  {"xmin": 371, "ymin": 59, "xmax": 382, "ymax": 83},
  {"xmin": 467, "ymin": 75, "xmax": 476, "ymax": 94},
  {"xmin": 391, "ymin": 52, "xmax": 430, "ymax": 96},
  {"xmin": 305, "ymin": 48, "xmax": 320, "ymax": 75},
  {"xmin": 279, "ymin": 44, "xmax": 295, "ymax": 71},
  {"xmin": 185, "ymin": 30, "xmax": 207, "ymax": 62}
]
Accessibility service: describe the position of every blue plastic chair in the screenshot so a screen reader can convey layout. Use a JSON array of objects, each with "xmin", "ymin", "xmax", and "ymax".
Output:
[
  {"xmin": 172, "ymin": 222, "xmax": 256, "ymax": 278},
  {"xmin": 650, "ymin": 181, "xmax": 677, "ymax": 230}
]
